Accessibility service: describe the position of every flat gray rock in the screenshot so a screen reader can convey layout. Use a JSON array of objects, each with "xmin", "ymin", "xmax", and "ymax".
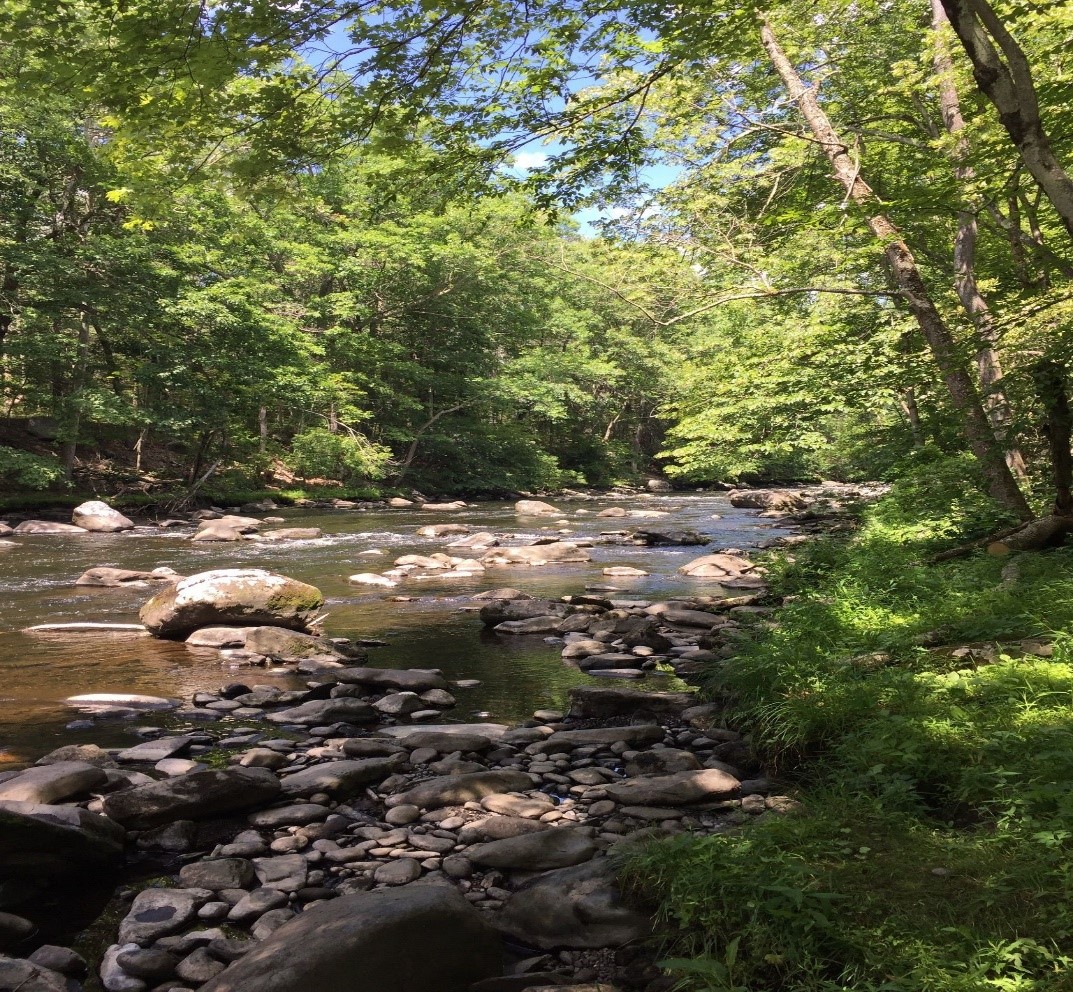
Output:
[
  {"xmin": 0, "ymin": 761, "xmax": 107, "ymax": 804},
  {"xmin": 280, "ymin": 757, "xmax": 404, "ymax": 798},
  {"xmin": 119, "ymin": 888, "xmax": 200, "ymax": 946},
  {"xmin": 100, "ymin": 767, "xmax": 281, "ymax": 828},
  {"xmin": 326, "ymin": 667, "xmax": 449, "ymax": 693},
  {"xmin": 117, "ymin": 737, "xmax": 193, "ymax": 763},
  {"xmin": 265, "ymin": 698, "xmax": 376, "ymax": 726},
  {"xmin": 0, "ymin": 801, "xmax": 124, "ymax": 879},
  {"xmin": 467, "ymin": 828, "xmax": 598, "ymax": 870},
  {"xmin": 179, "ymin": 859, "xmax": 255, "ymax": 891},
  {"xmin": 386, "ymin": 770, "xmax": 535, "ymax": 810},
  {"xmin": 603, "ymin": 768, "xmax": 739, "ymax": 806}
]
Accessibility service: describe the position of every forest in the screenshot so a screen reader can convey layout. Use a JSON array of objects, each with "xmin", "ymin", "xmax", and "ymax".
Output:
[
  {"xmin": 3, "ymin": 0, "xmax": 1070, "ymax": 508},
  {"xmin": 5, "ymin": 2, "xmax": 1073, "ymax": 991}
]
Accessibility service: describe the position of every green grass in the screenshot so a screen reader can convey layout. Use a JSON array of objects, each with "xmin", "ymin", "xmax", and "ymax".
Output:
[{"xmin": 624, "ymin": 473, "xmax": 1073, "ymax": 992}]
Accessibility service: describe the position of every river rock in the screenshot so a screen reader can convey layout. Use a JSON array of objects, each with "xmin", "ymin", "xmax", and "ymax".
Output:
[
  {"xmin": 391, "ymin": 730, "xmax": 492, "ymax": 752},
  {"xmin": 265, "ymin": 698, "xmax": 376, "ymax": 726},
  {"xmin": 200, "ymin": 886, "xmax": 500, "ymax": 992},
  {"xmin": 280, "ymin": 757, "xmax": 404, "ymax": 798},
  {"xmin": 13, "ymin": 521, "xmax": 88, "ymax": 535},
  {"xmin": 179, "ymin": 859, "xmax": 256, "ymax": 891},
  {"xmin": 447, "ymin": 532, "xmax": 497, "ymax": 548},
  {"xmin": 602, "ymin": 566, "xmax": 646, "ymax": 577},
  {"xmin": 479, "ymin": 599, "xmax": 570, "ymax": 626},
  {"xmin": 0, "ymin": 956, "xmax": 69, "ymax": 992},
  {"xmin": 415, "ymin": 524, "xmax": 470, "ymax": 537},
  {"xmin": 243, "ymin": 627, "xmax": 346, "ymax": 664},
  {"xmin": 495, "ymin": 860, "xmax": 650, "ymax": 950},
  {"xmin": 495, "ymin": 616, "xmax": 565, "ymax": 635},
  {"xmin": 65, "ymin": 692, "xmax": 177, "ymax": 714},
  {"xmin": 36, "ymin": 744, "xmax": 115, "ymax": 767},
  {"xmin": 100, "ymin": 767, "xmax": 281, "ymax": 828},
  {"xmin": 348, "ymin": 573, "xmax": 398, "ymax": 588},
  {"xmin": 27, "ymin": 946, "xmax": 87, "ymax": 977},
  {"xmin": 597, "ymin": 507, "xmax": 628, "ymax": 518},
  {"xmin": 530, "ymin": 726, "xmax": 665, "ymax": 755},
  {"xmin": 71, "ymin": 500, "xmax": 135, "ymax": 532},
  {"xmin": 117, "ymin": 736, "xmax": 193, "ymax": 763},
  {"xmin": 253, "ymin": 854, "xmax": 308, "ymax": 893},
  {"xmin": 457, "ymin": 816, "xmax": 550, "ymax": 844},
  {"xmin": 515, "ymin": 500, "xmax": 562, "ymax": 516},
  {"xmin": 624, "ymin": 749, "xmax": 701, "ymax": 776},
  {"xmin": 467, "ymin": 828, "xmax": 597, "ymax": 870},
  {"xmin": 676, "ymin": 553, "xmax": 756, "ymax": 578},
  {"xmin": 140, "ymin": 568, "xmax": 324, "ymax": 639},
  {"xmin": 728, "ymin": 489, "xmax": 807, "ymax": 511},
  {"xmin": 567, "ymin": 687, "xmax": 694, "ymax": 720},
  {"xmin": 261, "ymin": 528, "xmax": 322, "ymax": 541},
  {"xmin": 0, "ymin": 801, "xmax": 124, "ymax": 881},
  {"xmin": 373, "ymin": 859, "xmax": 421, "ymax": 886},
  {"xmin": 375, "ymin": 723, "xmax": 508, "ymax": 741},
  {"xmin": 119, "ymin": 888, "xmax": 201, "ymax": 945},
  {"xmin": 0, "ymin": 761, "xmax": 107, "ymax": 804},
  {"xmin": 481, "ymin": 793, "xmax": 555, "ymax": 817},
  {"xmin": 386, "ymin": 770, "xmax": 534, "ymax": 810},
  {"xmin": 328, "ymin": 667, "xmax": 448, "ymax": 693},
  {"xmin": 483, "ymin": 543, "xmax": 590, "ymax": 566},
  {"xmin": 76, "ymin": 567, "xmax": 168, "ymax": 587},
  {"xmin": 419, "ymin": 501, "xmax": 467, "ymax": 511},
  {"xmin": 604, "ymin": 768, "xmax": 739, "ymax": 805},
  {"xmin": 186, "ymin": 627, "xmax": 249, "ymax": 648}
]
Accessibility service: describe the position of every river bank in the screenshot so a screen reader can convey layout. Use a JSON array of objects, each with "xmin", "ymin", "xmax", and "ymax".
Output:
[{"xmin": 0, "ymin": 484, "xmax": 896, "ymax": 992}]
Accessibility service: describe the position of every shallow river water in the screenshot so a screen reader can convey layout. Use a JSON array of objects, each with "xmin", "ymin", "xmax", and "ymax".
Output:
[{"xmin": 0, "ymin": 494, "xmax": 789, "ymax": 766}]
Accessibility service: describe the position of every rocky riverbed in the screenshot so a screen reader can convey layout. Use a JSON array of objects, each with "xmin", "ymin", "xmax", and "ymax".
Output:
[{"xmin": 0, "ymin": 485, "xmax": 880, "ymax": 992}]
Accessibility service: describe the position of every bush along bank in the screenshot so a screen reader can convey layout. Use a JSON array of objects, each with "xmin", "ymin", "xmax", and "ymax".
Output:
[{"xmin": 623, "ymin": 478, "xmax": 1073, "ymax": 992}]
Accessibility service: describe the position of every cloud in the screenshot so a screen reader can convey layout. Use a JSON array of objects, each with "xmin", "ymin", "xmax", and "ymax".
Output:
[{"xmin": 511, "ymin": 152, "xmax": 549, "ymax": 171}]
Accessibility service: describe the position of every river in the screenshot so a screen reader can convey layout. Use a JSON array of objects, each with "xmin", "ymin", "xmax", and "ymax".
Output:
[{"xmin": 0, "ymin": 493, "xmax": 790, "ymax": 766}]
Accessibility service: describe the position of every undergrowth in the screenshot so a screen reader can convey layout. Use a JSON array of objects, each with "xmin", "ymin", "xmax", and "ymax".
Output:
[{"xmin": 624, "ymin": 469, "xmax": 1073, "ymax": 991}]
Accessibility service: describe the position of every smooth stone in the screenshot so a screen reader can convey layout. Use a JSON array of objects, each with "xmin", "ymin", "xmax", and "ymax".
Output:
[
  {"xmin": 373, "ymin": 859, "xmax": 421, "ymax": 886},
  {"xmin": 179, "ymin": 859, "xmax": 255, "ymax": 891},
  {"xmin": 248, "ymin": 805, "xmax": 330, "ymax": 828},
  {"xmin": 26, "ymin": 946, "xmax": 87, "ymax": 977},
  {"xmin": 528, "ymin": 726, "xmax": 664, "ymax": 755},
  {"xmin": 100, "ymin": 767, "xmax": 281, "ymax": 828},
  {"xmin": 481, "ymin": 793, "xmax": 555, "ymax": 818},
  {"xmin": 198, "ymin": 886, "xmax": 501, "ymax": 992},
  {"xmin": 386, "ymin": 771, "xmax": 535, "ymax": 810},
  {"xmin": 118, "ymin": 889, "xmax": 200, "ymax": 945},
  {"xmin": 280, "ymin": 757, "xmax": 404, "ymax": 798},
  {"xmin": 466, "ymin": 828, "xmax": 598, "ymax": 870},
  {"xmin": 100, "ymin": 944, "xmax": 147, "ymax": 992},
  {"xmin": 117, "ymin": 737, "xmax": 193, "ymax": 763},
  {"xmin": 604, "ymin": 768, "xmax": 740, "ymax": 806},
  {"xmin": 227, "ymin": 888, "xmax": 289, "ymax": 923},
  {"xmin": 0, "ymin": 761, "xmax": 107, "ymax": 804}
]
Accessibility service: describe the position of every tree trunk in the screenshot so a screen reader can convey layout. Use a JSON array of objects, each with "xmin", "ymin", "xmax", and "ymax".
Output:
[
  {"xmin": 1032, "ymin": 359, "xmax": 1073, "ymax": 516},
  {"xmin": 760, "ymin": 18, "xmax": 1031, "ymax": 520},
  {"xmin": 939, "ymin": 0, "xmax": 1073, "ymax": 243},
  {"xmin": 931, "ymin": 0, "xmax": 1027, "ymax": 480},
  {"xmin": 258, "ymin": 406, "xmax": 268, "ymax": 455}
]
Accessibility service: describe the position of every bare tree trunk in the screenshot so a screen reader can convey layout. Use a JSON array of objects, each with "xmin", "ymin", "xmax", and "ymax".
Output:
[
  {"xmin": 931, "ymin": 0, "xmax": 1027, "ymax": 480},
  {"xmin": 258, "ymin": 406, "xmax": 268, "ymax": 455},
  {"xmin": 760, "ymin": 18, "xmax": 1031, "ymax": 520},
  {"xmin": 899, "ymin": 388, "xmax": 923, "ymax": 447},
  {"xmin": 1033, "ymin": 359, "xmax": 1073, "ymax": 516},
  {"xmin": 939, "ymin": 0, "xmax": 1073, "ymax": 243}
]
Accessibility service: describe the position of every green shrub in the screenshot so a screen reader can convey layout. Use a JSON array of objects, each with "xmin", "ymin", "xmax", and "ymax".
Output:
[
  {"xmin": 0, "ymin": 445, "xmax": 67, "ymax": 489},
  {"xmin": 287, "ymin": 427, "xmax": 391, "ymax": 483}
]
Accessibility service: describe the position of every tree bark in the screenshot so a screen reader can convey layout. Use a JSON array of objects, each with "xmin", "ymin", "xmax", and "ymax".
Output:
[
  {"xmin": 931, "ymin": 0, "xmax": 1026, "ymax": 480},
  {"xmin": 939, "ymin": 0, "xmax": 1073, "ymax": 243},
  {"xmin": 1032, "ymin": 359, "xmax": 1073, "ymax": 516},
  {"xmin": 760, "ymin": 18, "xmax": 1031, "ymax": 520}
]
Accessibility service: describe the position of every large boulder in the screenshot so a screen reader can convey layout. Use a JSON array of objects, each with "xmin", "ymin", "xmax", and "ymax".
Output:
[
  {"xmin": 199, "ymin": 886, "xmax": 501, "ymax": 992},
  {"xmin": 71, "ymin": 500, "xmax": 134, "ymax": 532},
  {"xmin": 676, "ymin": 553, "xmax": 756, "ymax": 578},
  {"xmin": 495, "ymin": 860, "xmax": 651, "ymax": 950},
  {"xmin": 100, "ymin": 767, "xmax": 281, "ymax": 828},
  {"xmin": 528, "ymin": 726, "xmax": 664, "ymax": 755},
  {"xmin": 385, "ymin": 771, "xmax": 534, "ymax": 810},
  {"xmin": 139, "ymin": 569, "xmax": 323, "ymax": 639},
  {"xmin": 0, "ymin": 801, "xmax": 124, "ymax": 879},
  {"xmin": 728, "ymin": 489, "xmax": 807, "ymax": 512}
]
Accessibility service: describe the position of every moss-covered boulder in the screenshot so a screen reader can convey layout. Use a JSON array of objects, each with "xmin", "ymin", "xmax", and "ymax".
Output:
[{"xmin": 140, "ymin": 569, "xmax": 323, "ymax": 639}]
